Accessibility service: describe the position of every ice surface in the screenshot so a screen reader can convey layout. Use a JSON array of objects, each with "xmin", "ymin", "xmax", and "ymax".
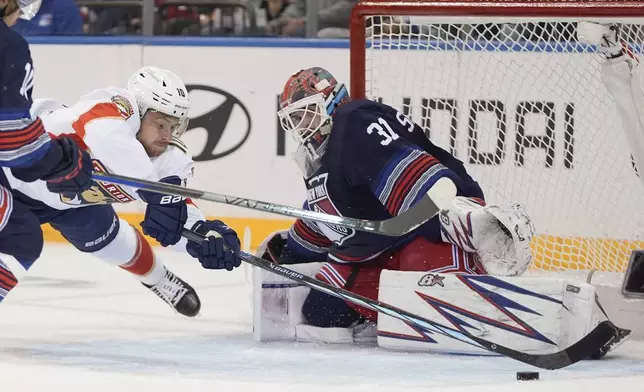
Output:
[{"xmin": 1, "ymin": 244, "xmax": 643, "ymax": 391}]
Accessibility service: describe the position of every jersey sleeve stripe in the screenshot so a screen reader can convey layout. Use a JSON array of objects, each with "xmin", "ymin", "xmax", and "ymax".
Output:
[
  {"xmin": 0, "ymin": 117, "xmax": 45, "ymax": 148},
  {"xmin": 0, "ymin": 111, "xmax": 34, "ymax": 130},
  {"xmin": 316, "ymin": 268, "xmax": 343, "ymax": 288},
  {"xmin": 380, "ymin": 152, "xmax": 440, "ymax": 216},
  {"xmin": 0, "ymin": 134, "xmax": 51, "ymax": 166},
  {"xmin": 316, "ymin": 264, "xmax": 347, "ymax": 288},
  {"xmin": 0, "ymin": 187, "xmax": 12, "ymax": 233},
  {"xmin": 388, "ymin": 155, "xmax": 439, "ymax": 213},
  {"xmin": 322, "ymin": 264, "xmax": 347, "ymax": 285},
  {"xmin": 0, "ymin": 113, "xmax": 53, "ymax": 166},
  {"xmin": 397, "ymin": 162, "xmax": 450, "ymax": 214},
  {"xmin": 374, "ymin": 147, "xmax": 417, "ymax": 201},
  {"xmin": 0, "ymin": 265, "xmax": 18, "ymax": 287},
  {"xmin": 72, "ymin": 102, "xmax": 124, "ymax": 139}
]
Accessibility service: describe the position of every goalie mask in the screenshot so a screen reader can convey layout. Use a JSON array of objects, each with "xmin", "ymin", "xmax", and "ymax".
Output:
[
  {"xmin": 127, "ymin": 66, "xmax": 191, "ymax": 138},
  {"xmin": 278, "ymin": 67, "xmax": 350, "ymax": 176}
]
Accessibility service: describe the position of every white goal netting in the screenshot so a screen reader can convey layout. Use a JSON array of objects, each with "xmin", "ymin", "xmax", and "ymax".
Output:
[{"xmin": 361, "ymin": 12, "xmax": 644, "ymax": 272}]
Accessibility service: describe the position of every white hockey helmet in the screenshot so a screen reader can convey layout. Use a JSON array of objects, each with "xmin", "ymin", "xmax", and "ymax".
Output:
[{"xmin": 127, "ymin": 66, "xmax": 191, "ymax": 137}]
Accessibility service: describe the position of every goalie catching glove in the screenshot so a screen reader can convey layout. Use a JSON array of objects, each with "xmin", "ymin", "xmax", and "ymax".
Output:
[
  {"xmin": 186, "ymin": 220, "xmax": 241, "ymax": 271},
  {"xmin": 577, "ymin": 22, "xmax": 624, "ymax": 59},
  {"xmin": 439, "ymin": 197, "xmax": 535, "ymax": 276}
]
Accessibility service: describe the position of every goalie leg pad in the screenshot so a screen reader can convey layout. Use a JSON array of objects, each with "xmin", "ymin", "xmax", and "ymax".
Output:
[
  {"xmin": 314, "ymin": 239, "xmax": 481, "ymax": 322},
  {"xmin": 253, "ymin": 262, "xmax": 372, "ymax": 343},
  {"xmin": 377, "ymin": 270, "xmax": 601, "ymax": 355}
]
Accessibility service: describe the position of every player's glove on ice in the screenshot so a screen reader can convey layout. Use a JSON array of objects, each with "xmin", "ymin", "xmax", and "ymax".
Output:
[
  {"xmin": 12, "ymin": 136, "xmax": 94, "ymax": 193},
  {"xmin": 138, "ymin": 176, "xmax": 188, "ymax": 247},
  {"xmin": 187, "ymin": 220, "xmax": 241, "ymax": 271}
]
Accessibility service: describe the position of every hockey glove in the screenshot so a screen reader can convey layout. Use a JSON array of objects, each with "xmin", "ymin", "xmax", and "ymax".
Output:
[
  {"xmin": 186, "ymin": 220, "xmax": 241, "ymax": 271},
  {"xmin": 12, "ymin": 136, "xmax": 94, "ymax": 194},
  {"xmin": 138, "ymin": 176, "xmax": 188, "ymax": 247}
]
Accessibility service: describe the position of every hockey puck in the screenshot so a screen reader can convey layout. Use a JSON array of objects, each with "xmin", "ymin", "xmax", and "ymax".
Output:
[{"xmin": 516, "ymin": 371, "xmax": 539, "ymax": 381}]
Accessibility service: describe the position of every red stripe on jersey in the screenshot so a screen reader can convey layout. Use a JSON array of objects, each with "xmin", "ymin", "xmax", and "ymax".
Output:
[
  {"xmin": 120, "ymin": 227, "xmax": 156, "ymax": 276},
  {"xmin": 0, "ymin": 277, "xmax": 16, "ymax": 292},
  {"xmin": 0, "ymin": 267, "xmax": 18, "ymax": 286},
  {"xmin": 386, "ymin": 155, "xmax": 438, "ymax": 215},
  {"xmin": 0, "ymin": 117, "xmax": 45, "ymax": 149},
  {"xmin": 294, "ymin": 219, "xmax": 332, "ymax": 248},
  {"xmin": 0, "ymin": 187, "xmax": 12, "ymax": 231},
  {"xmin": 72, "ymin": 103, "xmax": 124, "ymax": 139},
  {"xmin": 468, "ymin": 197, "xmax": 486, "ymax": 207},
  {"xmin": 0, "ymin": 268, "xmax": 18, "ymax": 291},
  {"xmin": 315, "ymin": 266, "xmax": 344, "ymax": 288}
]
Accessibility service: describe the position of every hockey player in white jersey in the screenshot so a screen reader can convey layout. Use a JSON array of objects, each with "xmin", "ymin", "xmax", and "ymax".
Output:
[{"xmin": 0, "ymin": 66, "xmax": 242, "ymax": 317}]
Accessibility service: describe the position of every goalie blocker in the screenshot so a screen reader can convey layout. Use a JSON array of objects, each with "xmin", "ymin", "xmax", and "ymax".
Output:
[{"xmin": 253, "ymin": 238, "xmax": 633, "ymax": 356}]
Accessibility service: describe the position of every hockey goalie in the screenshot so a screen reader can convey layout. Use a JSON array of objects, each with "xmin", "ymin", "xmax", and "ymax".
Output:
[{"xmin": 252, "ymin": 67, "xmax": 621, "ymax": 357}]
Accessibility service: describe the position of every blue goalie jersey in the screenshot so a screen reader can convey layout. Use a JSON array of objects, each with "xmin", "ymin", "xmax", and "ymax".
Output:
[
  {"xmin": 0, "ymin": 20, "xmax": 51, "ymax": 167},
  {"xmin": 288, "ymin": 99, "xmax": 484, "ymax": 264}
]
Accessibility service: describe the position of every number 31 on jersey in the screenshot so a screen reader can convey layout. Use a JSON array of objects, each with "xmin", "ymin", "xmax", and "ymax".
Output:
[{"xmin": 366, "ymin": 111, "xmax": 415, "ymax": 146}]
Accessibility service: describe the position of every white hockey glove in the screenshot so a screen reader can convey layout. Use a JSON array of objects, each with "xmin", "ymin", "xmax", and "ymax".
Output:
[
  {"xmin": 439, "ymin": 197, "xmax": 535, "ymax": 276},
  {"xmin": 577, "ymin": 21, "xmax": 624, "ymax": 59}
]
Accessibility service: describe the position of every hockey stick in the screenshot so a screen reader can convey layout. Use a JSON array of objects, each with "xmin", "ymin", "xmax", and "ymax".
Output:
[
  {"xmin": 588, "ymin": 292, "xmax": 631, "ymax": 359},
  {"xmin": 92, "ymin": 172, "xmax": 456, "ymax": 237},
  {"xmin": 182, "ymin": 228, "xmax": 617, "ymax": 370}
]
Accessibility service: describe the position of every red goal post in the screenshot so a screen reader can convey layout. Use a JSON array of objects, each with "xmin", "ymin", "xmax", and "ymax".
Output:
[{"xmin": 349, "ymin": 1, "xmax": 644, "ymax": 273}]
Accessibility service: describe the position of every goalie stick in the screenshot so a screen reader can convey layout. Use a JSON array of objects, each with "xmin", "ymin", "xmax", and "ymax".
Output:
[
  {"xmin": 92, "ymin": 172, "xmax": 456, "ymax": 237},
  {"xmin": 182, "ymin": 228, "xmax": 618, "ymax": 370}
]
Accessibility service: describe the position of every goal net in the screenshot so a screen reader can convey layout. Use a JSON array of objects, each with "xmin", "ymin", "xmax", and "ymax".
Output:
[{"xmin": 350, "ymin": 1, "xmax": 644, "ymax": 272}]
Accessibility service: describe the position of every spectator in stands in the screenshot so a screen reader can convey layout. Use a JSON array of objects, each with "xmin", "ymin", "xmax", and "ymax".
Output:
[
  {"xmin": 266, "ymin": 0, "xmax": 356, "ymax": 38},
  {"xmin": 259, "ymin": 0, "xmax": 288, "ymax": 23},
  {"xmin": 12, "ymin": 0, "xmax": 83, "ymax": 34}
]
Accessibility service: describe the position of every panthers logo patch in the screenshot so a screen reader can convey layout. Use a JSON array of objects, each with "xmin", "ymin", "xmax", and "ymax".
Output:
[
  {"xmin": 60, "ymin": 160, "xmax": 136, "ymax": 206},
  {"xmin": 111, "ymin": 95, "xmax": 134, "ymax": 120}
]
